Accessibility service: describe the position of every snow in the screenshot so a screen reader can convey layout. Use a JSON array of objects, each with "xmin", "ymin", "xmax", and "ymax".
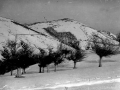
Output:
[
  {"xmin": 0, "ymin": 17, "xmax": 77, "ymax": 60},
  {"xmin": 0, "ymin": 53, "xmax": 120, "ymax": 90},
  {"xmin": 29, "ymin": 18, "xmax": 119, "ymax": 50},
  {"xmin": 0, "ymin": 16, "xmax": 119, "ymax": 57},
  {"xmin": 0, "ymin": 17, "xmax": 120, "ymax": 90},
  {"xmin": 0, "ymin": 17, "xmax": 69, "ymax": 60}
]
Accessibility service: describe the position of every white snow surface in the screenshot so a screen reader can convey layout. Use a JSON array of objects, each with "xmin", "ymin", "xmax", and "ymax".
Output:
[
  {"xmin": 0, "ymin": 17, "xmax": 72, "ymax": 60},
  {"xmin": 0, "ymin": 17, "xmax": 119, "ymax": 60},
  {"xmin": 29, "ymin": 18, "xmax": 119, "ymax": 50}
]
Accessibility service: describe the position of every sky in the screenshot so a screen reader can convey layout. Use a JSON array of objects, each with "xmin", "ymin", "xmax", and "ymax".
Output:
[{"xmin": 0, "ymin": 0, "xmax": 120, "ymax": 34}]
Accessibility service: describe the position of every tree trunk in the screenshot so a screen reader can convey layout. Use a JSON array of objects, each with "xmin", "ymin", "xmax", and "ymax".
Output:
[
  {"xmin": 47, "ymin": 65, "xmax": 49, "ymax": 73},
  {"xmin": 22, "ymin": 68, "xmax": 26, "ymax": 74},
  {"xmin": 22, "ymin": 69, "xmax": 23, "ymax": 74},
  {"xmin": 54, "ymin": 64, "xmax": 57, "ymax": 72},
  {"xmin": 73, "ymin": 61, "xmax": 77, "ymax": 69},
  {"xmin": 16, "ymin": 68, "xmax": 22, "ymax": 78},
  {"xmin": 10, "ymin": 65, "xmax": 13, "ymax": 76},
  {"xmin": 99, "ymin": 57, "xmax": 102, "ymax": 67},
  {"xmin": 11, "ymin": 70, "xmax": 13, "ymax": 76},
  {"xmin": 43, "ymin": 67, "xmax": 44, "ymax": 73},
  {"xmin": 39, "ymin": 66, "xmax": 42, "ymax": 73},
  {"xmin": 24, "ymin": 68, "xmax": 26, "ymax": 74}
]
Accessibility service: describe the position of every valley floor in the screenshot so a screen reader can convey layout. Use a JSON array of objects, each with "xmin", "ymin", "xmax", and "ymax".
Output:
[{"xmin": 0, "ymin": 53, "xmax": 120, "ymax": 90}]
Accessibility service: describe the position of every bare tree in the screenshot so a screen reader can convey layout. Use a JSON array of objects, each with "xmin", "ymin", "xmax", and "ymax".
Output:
[
  {"xmin": 0, "ymin": 46, "xmax": 13, "ymax": 75},
  {"xmin": 50, "ymin": 49, "xmax": 64, "ymax": 72},
  {"xmin": 68, "ymin": 47, "xmax": 85, "ymax": 69},
  {"xmin": 0, "ymin": 40, "xmax": 19, "ymax": 76},
  {"xmin": 0, "ymin": 40, "xmax": 35, "ymax": 77},
  {"xmin": 18, "ymin": 41, "xmax": 34, "ymax": 74},
  {"xmin": 91, "ymin": 34, "xmax": 118, "ymax": 67},
  {"xmin": 48, "ymin": 43, "xmax": 72, "ymax": 72},
  {"xmin": 36, "ymin": 48, "xmax": 49, "ymax": 73}
]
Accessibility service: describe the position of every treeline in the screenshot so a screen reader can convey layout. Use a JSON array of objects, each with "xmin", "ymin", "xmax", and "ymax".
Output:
[
  {"xmin": 0, "ymin": 32, "xmax": 119, "ymax": 78},
  {"xmin": 0, "ymin": 38, "xmax": 85, "ymax": 78}
]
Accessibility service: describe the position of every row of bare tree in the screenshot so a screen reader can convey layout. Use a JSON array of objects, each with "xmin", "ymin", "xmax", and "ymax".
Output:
[
  {"xmin": 0, "ymin": 39, "xmax": 85, "ymax": 77},
  {"xmin": 0, "ymin": 32, "xmax": 120, "ymax": 78}
]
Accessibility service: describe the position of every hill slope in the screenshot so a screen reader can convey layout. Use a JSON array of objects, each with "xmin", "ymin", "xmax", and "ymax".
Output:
[
  {"xmin": 0, "ymin": 17, "xmax": 75, "ymax": 60},
  {"xmin": 28, "ymin": 18, "xmax": 118, "ymax": 50}
]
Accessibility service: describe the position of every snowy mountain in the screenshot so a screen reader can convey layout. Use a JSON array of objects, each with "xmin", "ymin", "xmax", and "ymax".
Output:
[
  {"xmin": 28, "ymin": 18, "xmax": 119, "ymax": 50},
  {"xmin": 0, "ymin": 17, "xmax": 75, "ymax": 60},
  {"xmin": 0, "ymin": 17, "xmax": 119, "ymax": 61}
]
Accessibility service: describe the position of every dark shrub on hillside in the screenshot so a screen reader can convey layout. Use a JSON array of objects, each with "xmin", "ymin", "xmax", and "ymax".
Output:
[{"xmin": 43, "ymin": 27, "xmax": 79, "ymax": 49}]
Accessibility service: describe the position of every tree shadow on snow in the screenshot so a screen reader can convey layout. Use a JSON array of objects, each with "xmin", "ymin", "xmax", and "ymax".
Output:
[
  {"xmin": 85, "ymin": 59, "xmax": 116, "ymax": 63},
  {"xmin": 14, "ymin": 75, "xmax": 25, "ymax": 78},
  {"xmin": 25, "ymin": 71, "xmax": 40, "ymax": 75},
  {"xmin": 51, "ymin": 68, "xmax": 72, "ymax": 72}
]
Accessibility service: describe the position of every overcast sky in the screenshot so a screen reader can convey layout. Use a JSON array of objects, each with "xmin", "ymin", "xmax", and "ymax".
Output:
[{"xmin": 0, "ymin": 0, "xmax": 120, "ymax": 34}]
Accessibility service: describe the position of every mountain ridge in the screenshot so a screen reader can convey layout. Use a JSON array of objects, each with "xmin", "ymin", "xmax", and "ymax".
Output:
[
  {"xmin": 0, "ymin": 17, "xmax": 76, "ymax": 60},
  {"xmin": 28, "ymin": 17, "xmax": 119, "ymax": 50},
  {"xmin": 0, "ymin": 16, "xmax": 119, "ymax": 52}
]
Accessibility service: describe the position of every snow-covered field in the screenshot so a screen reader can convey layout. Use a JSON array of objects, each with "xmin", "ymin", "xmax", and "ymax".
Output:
[
  {"xmin": 0, "ymin": 17, "xmax": 120, "ymax": 90},
  {"xmin": 0, "ymin": 53, "xmax": 120, "ymax": 90}
]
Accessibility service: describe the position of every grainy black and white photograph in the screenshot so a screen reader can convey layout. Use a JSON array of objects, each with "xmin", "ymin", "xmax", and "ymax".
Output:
[{"xmin": 0, "ymin": 0, "xmax": 120, "ymax": 90}]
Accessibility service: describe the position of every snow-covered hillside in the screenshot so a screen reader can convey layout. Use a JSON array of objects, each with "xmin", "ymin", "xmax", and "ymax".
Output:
[
  {"xmin": 0, "ymin": 16, "xmax": 118, "ymax": 61},
  {"xmin": 28, "ymin": 18, "xmax": 119, "ymax": 50},
  {"xmin": 0, "ymin": 17, "xmax": 75, "ymax": 60}
]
